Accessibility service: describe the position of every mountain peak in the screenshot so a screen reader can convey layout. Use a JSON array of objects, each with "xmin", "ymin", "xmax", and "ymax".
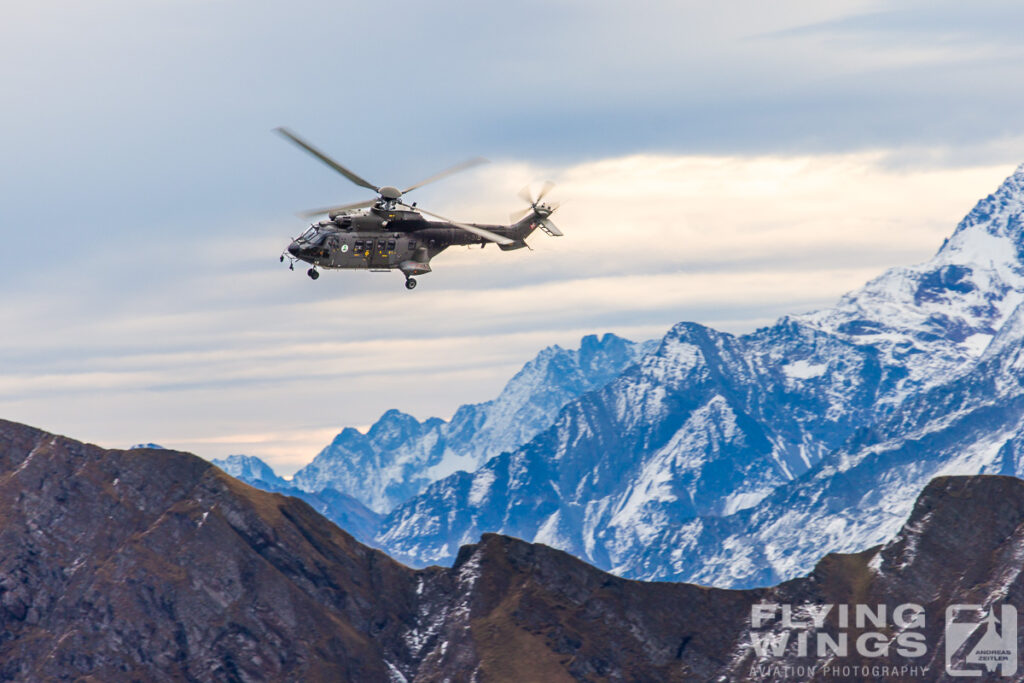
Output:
[
  {"xmin": 287, "ymin": 333, "xmax": 648, "ymax": 514},
  {"xmin": 371, "ymin": 408, "xmax": 419, "ymax": 427},
  {"xmin": 787, "ymin": 164, "xmax": 1024, "ymax": 404},
  {"xmin": 211, "ymin": 453, "xmax": 286, "ymax": 488},
  {"xmin": 944, "ymin": 164, "xmax": 1024, "ymax": 251},
  {"xmin": 366, "ymin": 409, "xmax": 424, "ymax": 443},
  {"xmin": 129, "ymin": 442, "xmax": 165, "ymax": 450}
]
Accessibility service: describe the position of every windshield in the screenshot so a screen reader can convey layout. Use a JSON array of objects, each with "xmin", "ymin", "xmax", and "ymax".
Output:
[{"xmin": 300, "ymin": 226, "xmax": 318, "ymax": 242}]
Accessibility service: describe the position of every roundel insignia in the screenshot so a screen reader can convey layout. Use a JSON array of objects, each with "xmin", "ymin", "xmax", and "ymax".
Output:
[{"xmin": 341, "ymin": 244, "xmax": 349, "ymax": 253}]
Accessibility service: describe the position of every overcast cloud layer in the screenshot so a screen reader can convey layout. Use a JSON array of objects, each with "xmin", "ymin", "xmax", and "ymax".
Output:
[{"xmin": 2, "ymin": 1, "xmax": 1024, "ymax": 473}]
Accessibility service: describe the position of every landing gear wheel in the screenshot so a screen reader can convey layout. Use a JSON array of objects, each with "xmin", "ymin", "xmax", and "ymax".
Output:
[
  {"xmin": 405, "ymin": 277, "xmax": 418, "ymax": 290},
  {"xmin": 307, "ymin": 268, "xmax": 319, "ymax": 280}
]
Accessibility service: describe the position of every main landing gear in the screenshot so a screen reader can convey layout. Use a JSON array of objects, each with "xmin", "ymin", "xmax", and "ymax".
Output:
[
  {"xmin": 307, "ymin": 268, "xmax": 319, "ymax": 280},
  {"xmin": 405, "ymin": 277, "xmax": 418, "ymax": 290}
]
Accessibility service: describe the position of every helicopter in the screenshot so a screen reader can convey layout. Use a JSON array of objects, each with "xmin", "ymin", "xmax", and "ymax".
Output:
[{"xmin": 275, "ymin": 127, "xmax": 562, "ymax": 290}]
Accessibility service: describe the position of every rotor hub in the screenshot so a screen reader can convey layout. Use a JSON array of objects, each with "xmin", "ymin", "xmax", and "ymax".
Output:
[{"xmin": 379, "ymin": 186, "xmax": 402, "ymax": 200}]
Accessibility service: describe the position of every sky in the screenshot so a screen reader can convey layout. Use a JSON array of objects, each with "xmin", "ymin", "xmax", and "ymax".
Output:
[{"xmin": 2, "ymin": 0, "xmax": 1024, "ymax": 474}]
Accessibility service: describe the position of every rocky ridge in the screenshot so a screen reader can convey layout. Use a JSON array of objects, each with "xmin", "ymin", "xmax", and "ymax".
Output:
[{"xmin": 1, "ymin": 419, "xmax": 1022, "ymax": 681}]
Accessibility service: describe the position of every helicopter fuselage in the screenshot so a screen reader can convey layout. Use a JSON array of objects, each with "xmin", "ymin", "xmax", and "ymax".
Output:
[{"xmin": 284, "ymin": 207, "xmax": 523, "ymax": 279}]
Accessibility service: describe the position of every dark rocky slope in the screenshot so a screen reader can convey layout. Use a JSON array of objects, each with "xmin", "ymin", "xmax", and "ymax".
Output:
[
  {"xmin": 0, "ymin": 420, "xmax": 418, "ymax": 681},
  {"xmin": 2, "ymin": 419, "xmax": 1022, "ymax": 681}
]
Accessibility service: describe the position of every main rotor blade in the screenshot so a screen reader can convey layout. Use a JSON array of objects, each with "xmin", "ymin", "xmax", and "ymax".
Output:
[
  {"xmin": 536, "ymin": 180, "xmax": 555, "ymax": 203},
  {"xmin": 406, "ymin": 204, "xmax": 513, "ymax": 245},
  {"xmin": 402, "ymin": 157, "xmax": 488, "ymax": 195},
  {"xmin": 298, "ymin": 198, "xmax": 376, "ymax": 219},
  {"xmin": 274, "ymin": 127, "xmax": 379, "ymax": 192}
]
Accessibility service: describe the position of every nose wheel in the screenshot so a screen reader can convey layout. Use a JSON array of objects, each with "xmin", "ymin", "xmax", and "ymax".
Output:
[
  {"xmin": 307, "ymin": 268, "xmax": 319, "ymax": 280},
  {"xmin": 405, "ymin": 277, "xmax": 417, "ymax": 290}
]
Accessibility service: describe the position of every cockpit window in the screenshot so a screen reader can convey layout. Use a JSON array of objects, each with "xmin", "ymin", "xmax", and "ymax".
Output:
[{"xmin": 300, "ymin": 227, "xmax": 318, "ymax": 241}]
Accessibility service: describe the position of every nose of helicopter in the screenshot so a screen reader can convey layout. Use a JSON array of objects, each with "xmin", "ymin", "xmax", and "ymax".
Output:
[{"xmin": 288, "ymin": 241, "xmax": 301, "ymax": 257}]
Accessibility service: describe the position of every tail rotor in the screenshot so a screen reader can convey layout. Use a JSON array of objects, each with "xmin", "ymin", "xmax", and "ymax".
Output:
[{"xmin": 511, "ymin": 182, "xmax": 563, "ymax": 236}]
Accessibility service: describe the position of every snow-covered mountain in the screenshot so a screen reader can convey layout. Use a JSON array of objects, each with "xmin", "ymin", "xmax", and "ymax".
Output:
[
  {"xmin": 290, "ymin": 333, "xmax": 654, "ymax": 513},
  {"xmin": 374, "ymin": 163, "xmax": 1024, "ymax": 585},
  {"xmin": 213, "ymin": 454, "xmax": 289, "ymax": 489},
  {"xmin": 212, "ymin": 454, "xmax": 382, "ymax": 542},
  {"xmin": 631, "ymin": 304, "xmax": 1024, "ymax": 588},
  {"xmin": 375, "ymin": 318, "xmax": 892, "ymax": 569}
]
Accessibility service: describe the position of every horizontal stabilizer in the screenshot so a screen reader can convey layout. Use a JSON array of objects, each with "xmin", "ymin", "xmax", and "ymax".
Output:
[
  {"xmin": 499, "ymin": 240, "xmax": 529, "ymax": 251},
  {"xmin": 538, "ymin": 218, "xmax": 562, "ymax": 236}
]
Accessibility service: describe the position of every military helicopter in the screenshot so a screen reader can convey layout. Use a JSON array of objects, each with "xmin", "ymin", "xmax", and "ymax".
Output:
[{"xmin": 275, "ymin": 128, "xmax": 562, "ymax": 290}]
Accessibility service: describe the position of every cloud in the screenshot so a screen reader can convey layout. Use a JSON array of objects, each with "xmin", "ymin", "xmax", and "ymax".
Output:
[
  {"xmin": 1, "ymin": 148, "xmax": 1014, "ymax": 473},
  {"xmin": 4, "ymin": 0, "xmax": 1024, "ymax": 473}
]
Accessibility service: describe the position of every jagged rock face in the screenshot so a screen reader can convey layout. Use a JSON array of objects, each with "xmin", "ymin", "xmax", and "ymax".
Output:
[
  {"xmin": 373, "ymin": 164, "xmax": 1024, "ymax": 585},
  {"xmin": 3, "ymin": 422, "xmax": 1023, "ymax": 682},
  {"xmin": 289, "ymin": 333, "xmax": 652, "ymax": 513},
  {"xmin": 0, "ymin": 421, "xmax": 418, "ymax": 681},
  {"xmin": 629, "ymin": 264, "xmax": 1024, "ymax": 588},
  {"xmin": 292, "ymin": 410, "xmax": 446, "ymax": 514},
  {"xmin": 797, "ymin": 163, "xmax": 1024, "ymax": 406}
]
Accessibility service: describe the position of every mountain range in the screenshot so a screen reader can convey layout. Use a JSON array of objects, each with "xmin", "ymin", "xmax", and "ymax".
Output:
[
  {"xmin": 227, "ymin": 163, "xmax": 1024, "ymax": 591},
  {"xmin": 373, "ymin": 163, "xmax": 1024, "ymax": 583},
  {"xmin": 289, "ymin": 333, "xmax": 653, "ymax": 514},
  {"xmin": 3, "ymin": 419, "xmax": 1023, "ymax": 680}
]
